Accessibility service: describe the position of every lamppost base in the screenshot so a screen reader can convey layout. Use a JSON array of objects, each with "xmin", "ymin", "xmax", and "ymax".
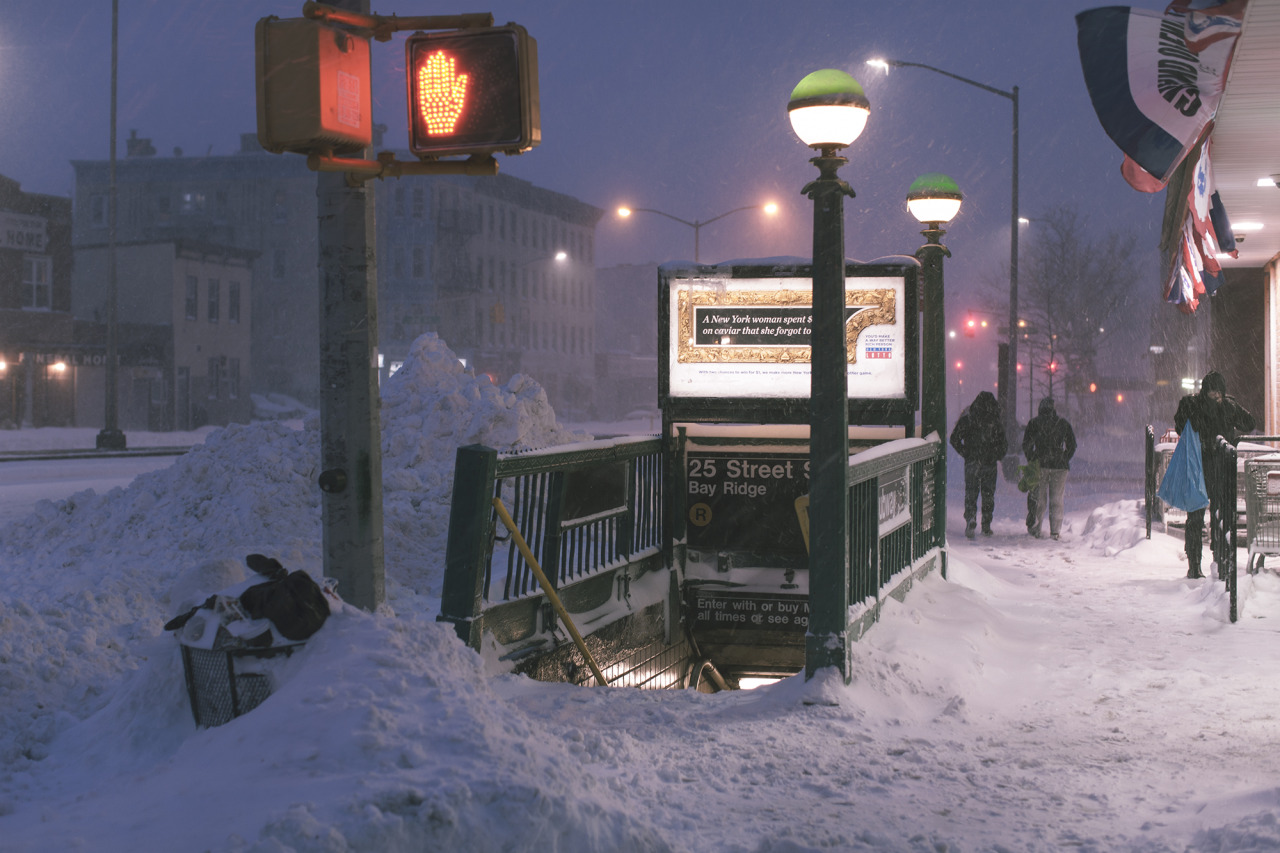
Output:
[{"xmin": 95, "ymin": 429, "xmax": 126, "ymax": 451}]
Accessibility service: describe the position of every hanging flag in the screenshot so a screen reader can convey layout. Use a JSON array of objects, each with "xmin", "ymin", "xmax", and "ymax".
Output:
[
  {"xmin": 1175, "ymin": 0, "xmax": 1248, "ymax": 53},
  {"xmin": 1076, "ymin": 4, "xmax": 1244, "ymax": 192},
  {"xmin": 1209, "ymin": 189, "xmax": 1237, "ymax": 255}
]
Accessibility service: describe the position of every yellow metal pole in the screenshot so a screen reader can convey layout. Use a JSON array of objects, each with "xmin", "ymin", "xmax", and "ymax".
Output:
[{"xmin": 491, "ymin": 498, "xmax": 608, "ymax": 687}]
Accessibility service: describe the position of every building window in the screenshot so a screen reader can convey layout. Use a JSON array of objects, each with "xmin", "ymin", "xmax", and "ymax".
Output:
[
  {"xmin": 185, "ymin": 275, "xmax": 199, "ymax": 321},
  {"xmin": 393, "ymin": 247, "xmax": 404, "ymax": 277},
  {"xmin": 23, "ymin": 256, "xmax": 51, "ymax": 310},
  {"xmin": 207, "ymin": 279, "xmax": 220, "ymax": 323},
  {"xmin": 394, "ymin": 187, "xmax": 405, "ymax": 217},
  {"xmin": 228, "ymin": 281, "xmax": 240, "ymax": 324},
  {"xmin": 180, "ymin": 191, "xmax": 206, "ymax": 214},
  {"xmin": 156, "ymin": 195, "xmax": 171, "ymax": 224},
  {"xmin": 412, "ymin": 247, "xmax": 425, "ymax": 278},
  {"xmin": 88, "ymin": 194, "xmax": 105, "ymax": 227},
  {"xmin": 272, "ymin": 249, "xmax": 286, "ymax": 280},
  {"xmin": 412, "ymin": 188, "xmax": 424, "ymax": 218},
  {"xmin": 272, "ymin": 190, "xmax": 287, "ymax": 223},
  {"xmin": 229, "ymin": 358, "xmax": 241, "ymax": 399},
  {"xmin": 207, "ymin": 357, "xmax": 220, "ymax": 400}
]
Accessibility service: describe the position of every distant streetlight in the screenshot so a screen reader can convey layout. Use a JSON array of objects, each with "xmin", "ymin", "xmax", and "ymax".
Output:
[
  {"xmin": 867, "ymin": 57, "xmax": 1019, "ymax": 449},
  {"xmin": 615, "ymin": 202, "xmax": 778, "ymax": 263},
  {"xmin": 787, "ymin": 68, "xmax": 869, "ymax": 684}
]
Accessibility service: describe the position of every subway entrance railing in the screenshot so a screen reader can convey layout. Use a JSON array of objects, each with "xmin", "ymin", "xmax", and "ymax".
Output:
[{"xmin": 438, "ymin": 428, "xmax": 945, "ymax": 688}]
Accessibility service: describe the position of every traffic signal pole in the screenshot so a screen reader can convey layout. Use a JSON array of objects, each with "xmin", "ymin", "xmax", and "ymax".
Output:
[{"xmin": 316, "ymin": 0, "xmax": 384, "ymax": 612}]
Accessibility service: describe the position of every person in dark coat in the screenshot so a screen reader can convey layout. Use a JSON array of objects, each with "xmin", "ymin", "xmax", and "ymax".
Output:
[
  {"xmin": 1173, "ymin": 369, "xmax": 1255, "ymax": 579},
  {"xmin": 1022, "ymin": 397, "xmax": 1076, "ymax": 540},
  {"xmin": 950, "ymin": 390, "xmax": 1008, "ymax": 539}
]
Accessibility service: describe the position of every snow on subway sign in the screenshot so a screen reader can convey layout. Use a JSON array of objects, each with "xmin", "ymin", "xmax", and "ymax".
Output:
[{"xmin": 661, "ymin": 263, "xmax": 915, "ymax": 404}]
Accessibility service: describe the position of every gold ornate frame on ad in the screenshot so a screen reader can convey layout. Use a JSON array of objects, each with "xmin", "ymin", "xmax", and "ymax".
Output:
[{"xmin": 676, "ymin": 287, "xmax": 896, "ymax": 364}]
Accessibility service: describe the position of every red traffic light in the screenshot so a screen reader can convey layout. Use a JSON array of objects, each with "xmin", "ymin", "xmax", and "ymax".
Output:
[
  {"xmin": 1049, "ymin": 360, "xmax": 1058, "ymax": 373},
  {"xmin": 964, "ymin": 317, "xmax": 977, "ymax": 337},
  {"xmin": 405, "ymin": 24, "xmax": 540, "ymax": 158}
]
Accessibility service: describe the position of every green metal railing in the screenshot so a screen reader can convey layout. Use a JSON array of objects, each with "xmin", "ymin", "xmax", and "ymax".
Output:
[
  {"xmin": 1207, "ymin": 435, "xmax": 1238, "ymax": 622},
  {"xmin": 440, "ymin": 437, "xmax": 665, "ymax": 647},
  {"xmin": 846, "ymin": 438, "xmax": 945, "ymax": 611}
]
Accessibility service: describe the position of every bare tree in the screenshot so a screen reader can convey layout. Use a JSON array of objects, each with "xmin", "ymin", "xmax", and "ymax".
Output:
[{"xmin": 1005, "ymin": 207, "xmax": 1144, "ymax": 421}]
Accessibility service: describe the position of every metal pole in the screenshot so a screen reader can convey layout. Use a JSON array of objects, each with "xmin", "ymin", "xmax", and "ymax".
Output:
[
  {"xmin": 317, "ymin": 0, "xmax": 384, "ymax": 611},
  {"xmin": 1006, "ymin": 86, "xmax": 1020, "ymax": 467},
  {"xmin": 917, "ymin": 225, "xmax": 949, "ymax": 538},
  {"xmin": 804, "ymin": 150, "xmax": 855, "ymax": 683},
  {"xmin": 96, "ymin": 0, "xmax": 125, "ymax": 450}
]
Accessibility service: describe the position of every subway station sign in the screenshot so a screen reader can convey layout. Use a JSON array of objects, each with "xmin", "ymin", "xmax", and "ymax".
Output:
[
  {"xmin": 685, "ymin": 450, "xmax": 810, "ymax": 554},
  {"xmin": 689, "ymin": 591, "xmax": 810, "ymax": 633}
]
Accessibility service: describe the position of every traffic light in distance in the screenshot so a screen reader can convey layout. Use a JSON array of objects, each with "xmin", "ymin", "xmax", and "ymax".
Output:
[
  {"xmin": 405, "ymin": 24, "xmax": 540, "ymax": 158},
  {"xmin": 1049, "ymin": 360, "xmax": 1058, "ymax": 374},
  {"xmin": 964, "ymin": 316, "xmax": 977, "ymax": 337},
  {"xmin": 255, "ymin": 17, "xmax": 373, "ymax": 155}
]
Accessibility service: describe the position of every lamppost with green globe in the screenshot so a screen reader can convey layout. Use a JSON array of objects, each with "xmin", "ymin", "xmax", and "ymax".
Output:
[
  {"xmin": 907, "ymin": 172, "xmax": 963, "ymax": 550},
  {"xmin": 787, "ymin": 69, "xmax": 868, "ymax": 683}
]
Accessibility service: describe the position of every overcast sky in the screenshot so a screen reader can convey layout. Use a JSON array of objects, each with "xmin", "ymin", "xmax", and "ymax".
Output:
[{"xmin": 1, "ymin": 0, "xmax": 1170, "ymax": 391}]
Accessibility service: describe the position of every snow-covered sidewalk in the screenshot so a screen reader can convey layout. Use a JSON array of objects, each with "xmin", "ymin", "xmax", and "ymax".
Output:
[{"xmin": 4, "ymin": 337, "xmax": 1280, "ymax": 850}]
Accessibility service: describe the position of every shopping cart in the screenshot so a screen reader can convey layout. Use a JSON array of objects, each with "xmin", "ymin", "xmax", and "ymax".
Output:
[
  {"xmin": 1243, "ymin": 453, "xmax": 1280, "ymax": 574},
  {"xmin": 1155, "ymin": 436, "xmax": 1272, "ymax": 533}
]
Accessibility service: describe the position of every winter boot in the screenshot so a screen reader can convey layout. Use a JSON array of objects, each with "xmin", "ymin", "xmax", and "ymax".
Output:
[
  {"xmin": 1187, "ymin": 549, "xmax": 1204, "ymax": 579},
  {"xmin": 965, "ymin": 520, "xmax": 977, "ymax": 540}
]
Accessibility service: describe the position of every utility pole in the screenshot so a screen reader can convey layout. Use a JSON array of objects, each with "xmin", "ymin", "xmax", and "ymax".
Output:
[{"xmin": 316, "ymin": 0, "xmax": 385, "ymax": 611}]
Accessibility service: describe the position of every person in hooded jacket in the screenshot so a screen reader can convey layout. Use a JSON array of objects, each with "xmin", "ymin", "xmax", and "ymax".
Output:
[
  {"xmin": 1022, "ymin": 397, "xmax": 1076, "ymax": 540},
  {"xmin": 950, "ymin": 390, "xmax": 1008, "ymax": 539},
  {"xmin": 1173, "ymin": 370, "xmax": 1255, "ymax": 579}
]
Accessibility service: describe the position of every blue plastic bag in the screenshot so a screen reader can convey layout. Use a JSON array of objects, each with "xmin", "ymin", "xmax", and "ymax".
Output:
[{"xmin": 1157, "ymin": 425, "xmax": 1210, "ymax": 512}]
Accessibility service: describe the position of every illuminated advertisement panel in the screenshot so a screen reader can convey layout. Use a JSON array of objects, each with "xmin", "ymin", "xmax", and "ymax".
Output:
[{"xmin": 665, "ymin": 266, "xmax": 910, "ymax": 400}]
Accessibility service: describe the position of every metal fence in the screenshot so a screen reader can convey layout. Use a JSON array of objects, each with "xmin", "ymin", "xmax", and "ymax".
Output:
[
  {"xmin": 1206, "ymin": 435, "xmax": 1239, "ymax": 622},
  {"xmin": 846, "ymin": 438, "xmax": 944, "ymax": 617},
  {"xmin": 440, "ymin": 437, "xmax": 665, "ymax": 649}
]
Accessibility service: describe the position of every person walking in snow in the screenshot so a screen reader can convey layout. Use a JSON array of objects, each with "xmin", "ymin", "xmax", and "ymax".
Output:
[
  {"xmin": 1022, "ymin": 397, "xmax": 1076, "ymax": 540},
  {"xmin": 950, "ymin": 390, "xmax": 1008, "ymax": 539},
  {"xmin": 1173, "ymin": 369, "xmax": 1255, "ymax": 579}
]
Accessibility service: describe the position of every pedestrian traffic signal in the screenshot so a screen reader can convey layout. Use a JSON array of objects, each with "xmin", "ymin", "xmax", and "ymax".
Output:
[
  {"xmin": 255, "ymin": 16, "xmax": 373, "ymax": 155},
  {"xmin": 405, "ymin": 25, "xmax": 540, "ymax": 158}
]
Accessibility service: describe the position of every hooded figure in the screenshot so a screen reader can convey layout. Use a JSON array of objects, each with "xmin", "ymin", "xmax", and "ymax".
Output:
[
  {"xmin": 1173, "ymin": 370, "xmax": 1255, "ymax": 578},
  {"xmin": 950, "ymin": 390, "xmax": 1008, "ymax": 538},
  {"xmin": 1022, "ymin": 397, "xmax": 1076, "ymax": 540}
]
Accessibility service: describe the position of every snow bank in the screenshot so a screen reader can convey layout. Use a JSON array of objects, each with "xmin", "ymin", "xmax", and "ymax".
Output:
[{"xmin": 0, "ymin": 333, "xmax": 584, "ymax": 773}]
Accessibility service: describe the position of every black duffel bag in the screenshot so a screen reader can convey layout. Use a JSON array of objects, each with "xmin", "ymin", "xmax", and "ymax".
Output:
[{"xmin": 239, "ymin": 554, "xmax": 330, "ymax": 641}]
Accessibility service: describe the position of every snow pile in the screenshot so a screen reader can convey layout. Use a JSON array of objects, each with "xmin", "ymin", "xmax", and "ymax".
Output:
[
  {"xmin": 379, "ymin": 334, "xmax": 586, "ymax": 594},
  {"xmin": 0, "ymin": 333, "xmax": 583, "ymax": 775},
  {"xmin": 1080, "ymin": 498, "xmax": 1149, "ymax": 555}
]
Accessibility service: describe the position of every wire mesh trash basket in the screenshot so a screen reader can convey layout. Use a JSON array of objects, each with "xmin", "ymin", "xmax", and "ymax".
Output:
[
  {"xmin": 1244, "ymin": 454, "xmax": 1280, "ymax": 574},
  {"xmin": 180, "ymin": 642, "xmax": 301, "ymax": 727}
]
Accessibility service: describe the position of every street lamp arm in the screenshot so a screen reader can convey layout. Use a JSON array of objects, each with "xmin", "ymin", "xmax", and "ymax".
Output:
[
  {"xmin": 696, "ymin": 204, "xmax": 769, "ymax": 227},
  {"xmin": 878, "ymin": 59, "xmax": 1014, "ymax": 101},
  {"xmin": 628, "ymin": 208, "xmax": 699, "ymax": 229}
]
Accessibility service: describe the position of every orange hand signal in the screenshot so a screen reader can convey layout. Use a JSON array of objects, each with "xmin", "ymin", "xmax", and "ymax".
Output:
[{"xmin": 417, "ymin": 51, "xmax": 469, "ymax": 135}]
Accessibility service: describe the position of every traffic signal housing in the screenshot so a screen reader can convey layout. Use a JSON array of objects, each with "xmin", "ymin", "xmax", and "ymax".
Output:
[
  {"xmin": 405, "ymin": 24, "xmax": 540, "ymax": 159},
  {"xmin": 255, "ymin": 17, "xmax": 373, "ymax": 155}
]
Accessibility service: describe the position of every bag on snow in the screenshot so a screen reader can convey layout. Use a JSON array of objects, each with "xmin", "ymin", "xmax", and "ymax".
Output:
[
  {"xmin": 1156, "ymin": 425, "xmax": 1210, "ymax": 513},
  {"xmin": 239, "ymin": 555, "xmax": 330, "ymax": 642}
]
